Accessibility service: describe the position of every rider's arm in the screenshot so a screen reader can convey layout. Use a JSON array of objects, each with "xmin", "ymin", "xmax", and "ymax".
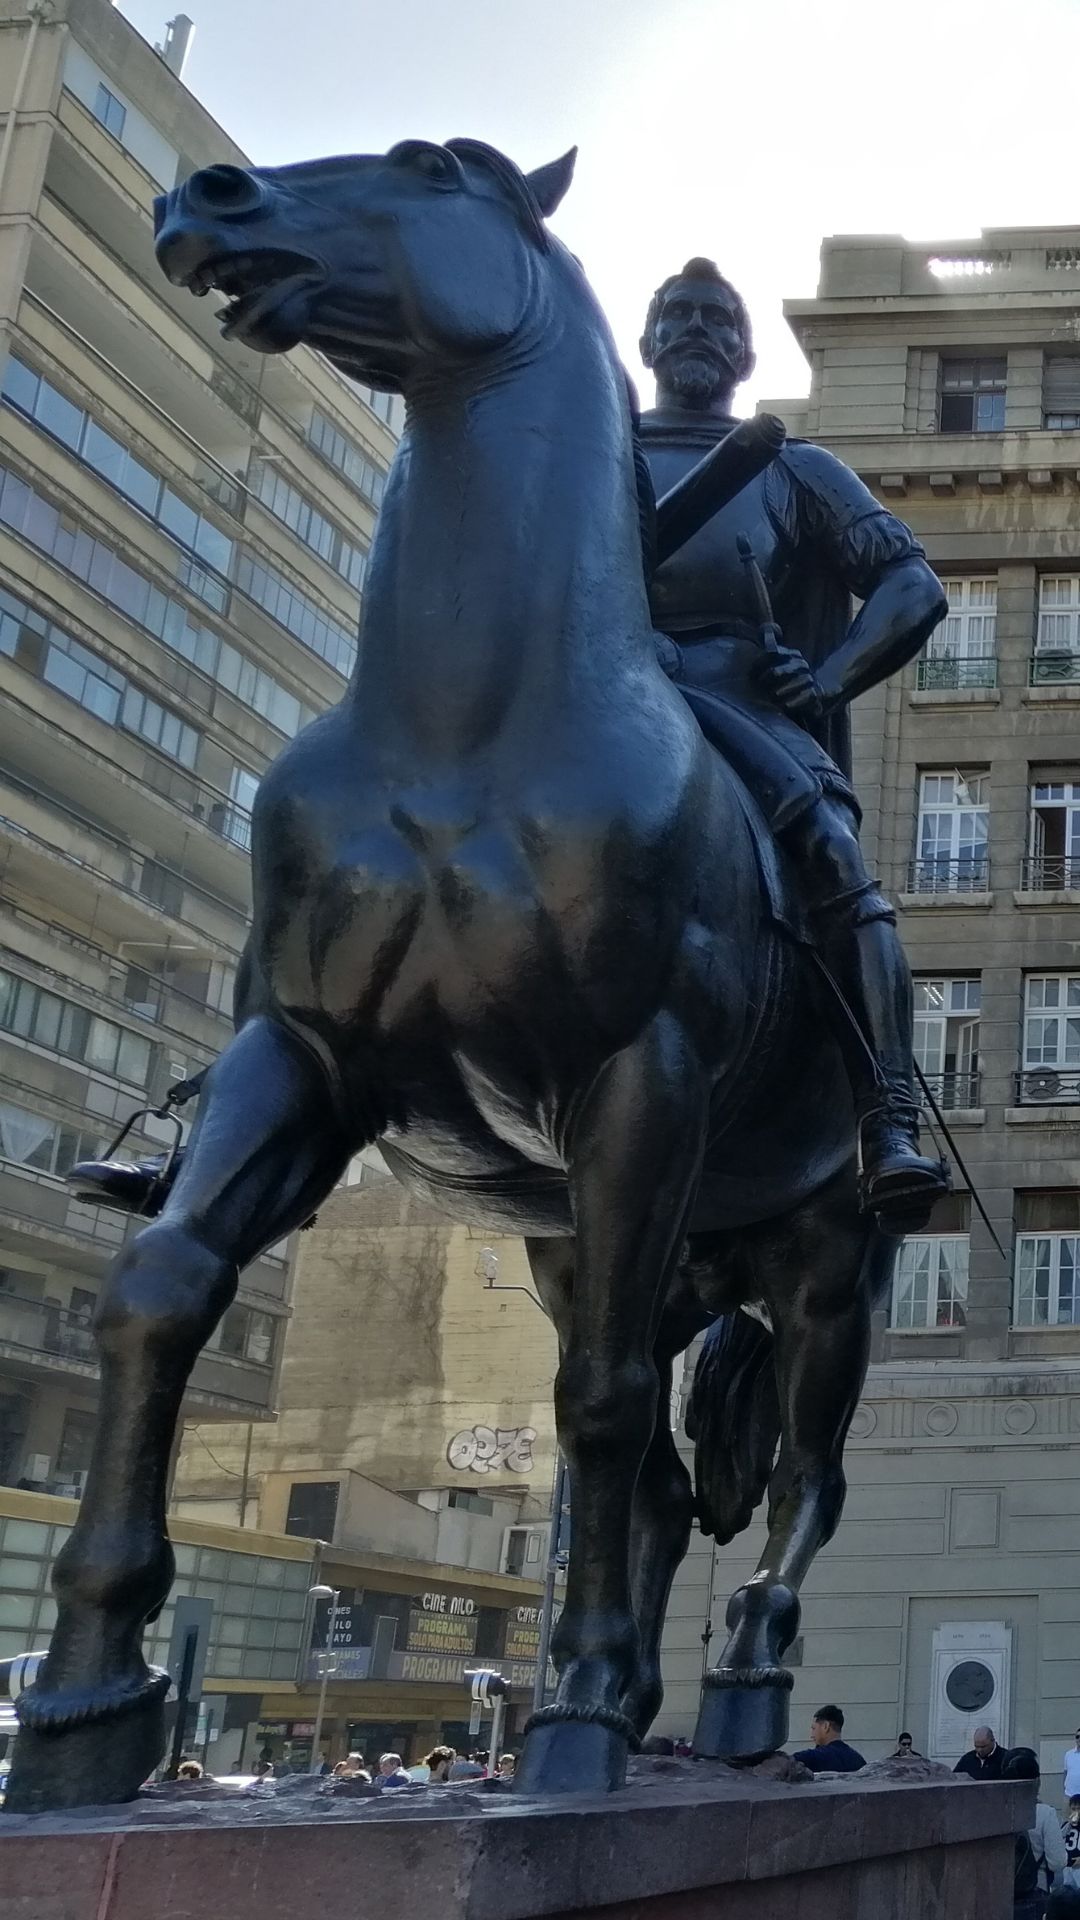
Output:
[
  {"xmin": 815, "ymin": 555, "xmax": 947, "ymax": 710},
  {"xmin": 781, "ymin": 444, "xmax": 948, "ymax": 713}
]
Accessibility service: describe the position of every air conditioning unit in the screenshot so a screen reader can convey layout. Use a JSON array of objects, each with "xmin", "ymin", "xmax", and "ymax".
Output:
[{"xmin": 929, "ymin": 1621, "xmax": 1011, "ymax": 1761}]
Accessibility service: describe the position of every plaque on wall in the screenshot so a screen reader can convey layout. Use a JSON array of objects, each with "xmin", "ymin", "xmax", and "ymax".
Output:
[{"xmin": 930, "ymin": 1620, "xmax": 1012, "ymax": 1759}]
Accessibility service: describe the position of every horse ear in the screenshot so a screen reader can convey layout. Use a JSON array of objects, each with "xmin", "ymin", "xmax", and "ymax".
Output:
[{"xmin": 526, "ymin": 148, "xmax": 577, "ymax": 218}]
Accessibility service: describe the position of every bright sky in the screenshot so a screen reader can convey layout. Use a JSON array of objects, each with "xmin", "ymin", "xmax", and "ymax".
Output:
[{"xmin": 120, "ymin": 0, "xmax": 1080, "ymax": 410}]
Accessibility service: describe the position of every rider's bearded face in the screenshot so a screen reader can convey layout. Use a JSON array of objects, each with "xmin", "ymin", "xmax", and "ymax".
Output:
[{"xmin": 649, "ymin": 278, "xmax": 748, "ymax": 407}]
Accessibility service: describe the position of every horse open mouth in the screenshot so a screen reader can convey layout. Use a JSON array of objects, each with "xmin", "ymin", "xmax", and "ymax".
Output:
[{"xmin": 184, "ymin": 248, "xmax": 324, "ymax": 347}]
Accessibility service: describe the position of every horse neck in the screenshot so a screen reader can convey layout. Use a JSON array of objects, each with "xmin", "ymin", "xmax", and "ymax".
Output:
[{"xmin": 349, "ymin": 296, "xmax": 652, "ymax": 754}]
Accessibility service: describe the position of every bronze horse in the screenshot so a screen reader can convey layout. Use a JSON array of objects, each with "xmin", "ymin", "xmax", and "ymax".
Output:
[{"xmin": 6, "ymin": 140, "xmax": 901, "ymax": 1811}]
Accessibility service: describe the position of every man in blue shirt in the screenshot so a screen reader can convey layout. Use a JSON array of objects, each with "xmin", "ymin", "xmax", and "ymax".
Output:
[
  {"xmin": 374, "ymin": 1751, "xmax": 411, "ymax": 1790},
  {"xmin": 791, "ymin": 1705, "xmax": 866, "ymax": 1773}
]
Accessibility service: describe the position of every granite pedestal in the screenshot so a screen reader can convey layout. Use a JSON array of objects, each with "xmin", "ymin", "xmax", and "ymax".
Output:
[{"xmin": 0, "ymin": 1769, "xmax": 1033, "ymax": 1920}]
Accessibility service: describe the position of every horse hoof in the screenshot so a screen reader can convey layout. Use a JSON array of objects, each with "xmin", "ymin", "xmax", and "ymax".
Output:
[
  {"xmin": 15, "ymin": 1665, "xmax": 170, "ymax": 1733},
  {"xmin": 514, "ymin": 1710, "xmax": 632, "ymax": 1794},
  {"xmin": 4, "ymin": 1688, "xmax": 167, "ymax": 1813},
  {"xmin": 693, "ymin": 1666, "xmax": 793, "ymax": 1762}
]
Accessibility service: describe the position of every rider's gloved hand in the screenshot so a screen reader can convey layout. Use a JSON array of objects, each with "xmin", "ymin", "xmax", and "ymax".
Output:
[{"xmin": 756, "ymin": 645, "xmax": 825, "ymax": 719}]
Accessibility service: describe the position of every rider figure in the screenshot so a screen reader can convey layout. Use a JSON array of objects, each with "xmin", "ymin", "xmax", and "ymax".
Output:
[{"xmin": 638, "ymin": 258, "xmax": 949, "ymax": 1229}]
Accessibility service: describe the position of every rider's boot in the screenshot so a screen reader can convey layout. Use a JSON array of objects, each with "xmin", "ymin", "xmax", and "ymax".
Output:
[
  {"xmin": 65, "ymin": 1067, "xmax": 209, "ymax": 1218},
  {"xmin": 818, "ymin": 917, "xmax": 949, "ymax": 1233},
  {"xmin": 67, "ymin": 1149, "xmax": 181, "ymax": 1217}
]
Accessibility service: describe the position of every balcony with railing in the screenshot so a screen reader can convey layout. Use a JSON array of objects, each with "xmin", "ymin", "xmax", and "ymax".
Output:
[
  {"xmin": 0, "ymin": 1288, "xmax": 97, "ymax": 1374},
  {"xmin": 906, "ymin": 855, "xmax": 991, "ymax": 895},
  {"xmin": 1014, "ymin": 1067, "xmax": 1080, "ymax": 1105},
  {"xmin": 916, "ymin": 655, "xmax": 997, "ymax": 691},
  {"xmin": 0, "ymin": 1277, "xmax": 278, "ymax": 1415},
  {"xmin": 1031, "ymin": 650, "xmax": 1080, "ymax": 686},
  {"xmin": 1020, "ymin": 855, "xmax": 1080, "ymax": 893},
  {"xmin": 918, "ymin": 1070, "xmax": 982, "ymax": 1111}
]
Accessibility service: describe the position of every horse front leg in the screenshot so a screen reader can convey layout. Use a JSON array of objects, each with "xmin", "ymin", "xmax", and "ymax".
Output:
[
  {"xmin": 516, "ymin": 1016, "xmax": 708, "ymax": 1794},
  {"xmin": 5, "ymin": 1016, "xmax": 352, "ymax": 1812},
  {"xmin": 695, "ymin": 1176, "xmax": 890, "ymax": 1761}
]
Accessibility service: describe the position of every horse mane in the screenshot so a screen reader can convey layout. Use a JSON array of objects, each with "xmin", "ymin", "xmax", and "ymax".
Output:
[
  {"xmin": 445, "ymin": 138, "xmax": 550, "ymax": 250},
  {"xmin": 448, "ymin": 142, "xmax": 654, "ymax": 582}
]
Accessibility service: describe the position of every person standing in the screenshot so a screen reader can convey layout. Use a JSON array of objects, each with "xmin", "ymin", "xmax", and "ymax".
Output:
[
  {"xmin": 373, "ymin": 1752, "xmax": 411, "ymax": 1790},
  {"xmin": 422, "ymin": 1746, "xmax": 455, "ymax": 1784},
  {"xmin": 790, "ymin": 1705, "xmax": 866, "ymax": 1773},
  {"xmin": 955, "ymin": 1727, "xmax": 1006, "ymax": 1780},
  {"xmin": 1063, "ymin": 1734, "xmax": 1080, "ymax": 1812},
  {"xmin": 1005, "ymin": 1748, "xmax": 1067, "ymax": 1914}
]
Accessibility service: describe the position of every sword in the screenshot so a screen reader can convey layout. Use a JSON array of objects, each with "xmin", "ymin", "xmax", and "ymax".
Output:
[{"xmin": 736, "ymin": 534, "xmax": 782, "ymax": 653}]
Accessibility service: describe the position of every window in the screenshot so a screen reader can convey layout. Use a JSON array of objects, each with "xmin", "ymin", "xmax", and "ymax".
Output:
[
  {"xmin": 35, "ymin": 620, "xmax": 200, "ymax": 769},
  {"xmin": 92, "ymin": 82, "xmax": 126, "ymax": 140},
  {"xmin": 0, "ymin": 465, "xmax": 312, "ymax": 738},
  {"xmin": 1043, "ymin": 355, "xmax": 1080, "ymax": 430},
  {"xmin": 1015, "ymin": 1193, "xmax": 1080, "ymax": 1325},
  {"xmin": 1027, "ymin": 775, "xmax": 1080, "ymax": 890},
  {"xmin": 2, "ymin": 356, "xmax": 234, "ymax": 599},
  {"xmin": 55, "ymin": 1408, "xmax": 96, "ymax": 1478},
  {"xmin": 938, "ymin": 357, "xmax": 1007, "ymax": 433},
  {"xmin": 919, "ymin": 578, "xmax": 997, "ymax": 689},
  {"xmin": 892, "ymin": 1234, "xmax": 969, "ymax": 1329},
  {"xmin": 0, "ymin": 968, "xmax": 152, "ymax": 1085},
  {"xmin": 234, "ymin": 550, "xmax": 357, "ymax": 677},
  {"xmin": 307, "ymin": 408, "xmax": 388, "ymax": 507},
  {"xmin": 205, "ymin": 1302, "xmax": 277, "ymax": 1367},
  {"xmin": 284, "ymin": 1480, "xmax": 339, "ymax": 1540},
  {"xmin": 914, "ymin": 978, "xmax": 980, "ymax": 1108},
  {"xmin": 446, "ymin": 1489, "xmax": 494, "ymax": 1515},
  {"xmin": 0, "ymin": 1100, "xmax": 104, "ymax": 1178},
  {"xmin": 912, "ymin": 771, "xmax": 989, "ymax": 891},
  {"xmin": 1036, "ymin": 576, "xmax": 1080, "ymax": 655},
  {"xmin": 251, "ymin": 461, "xmax": 369, "ymax": 592},
  {"xmin": 1019, "ymin": 975, "xmax": 1080, "ymax": 1102}
]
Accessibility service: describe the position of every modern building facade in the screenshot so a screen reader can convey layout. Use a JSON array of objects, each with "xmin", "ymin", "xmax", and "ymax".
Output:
[
  {"xmin": 0, "ymin": 1482, "xmax": 546, "ymax": 1772},
  {"xmin": 659, "ymin": 227, "xmax": 1080, "ymax": 1773},
  {"xmin": 0, "ymin": 0, "xmax": 400, "ymax": 1493}
]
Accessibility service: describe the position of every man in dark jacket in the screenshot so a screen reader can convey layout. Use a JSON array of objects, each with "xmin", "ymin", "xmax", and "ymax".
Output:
[
  {"xmin": 791, "ymin": 1705, "xmax": 866, "ymax": 1774},
  {"xmin": 955, "ymin": 1726, "xmax": 1006, "ymax": 1779}
]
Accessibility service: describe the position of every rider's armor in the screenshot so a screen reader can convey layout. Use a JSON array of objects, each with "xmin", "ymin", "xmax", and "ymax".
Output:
[{"xmin": 641, "ymin": 414, "xmax": 947, "ymax": 1229}]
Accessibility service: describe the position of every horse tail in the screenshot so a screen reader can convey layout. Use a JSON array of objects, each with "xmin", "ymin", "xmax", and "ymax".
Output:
[{"xmin": 685, "ymin": 1311, "xmax": 781, "ymax": 1544}]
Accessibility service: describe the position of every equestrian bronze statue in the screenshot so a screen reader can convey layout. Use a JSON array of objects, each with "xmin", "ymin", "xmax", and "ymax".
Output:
[{"xmin": 5, "ymin": 141, "xmax": 947, "ymax": 1812}]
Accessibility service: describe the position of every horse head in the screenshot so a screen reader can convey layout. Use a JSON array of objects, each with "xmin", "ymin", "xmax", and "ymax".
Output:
[{"xmin": 154, "ymin": 140, "xmax": 578, "ymax": 390}]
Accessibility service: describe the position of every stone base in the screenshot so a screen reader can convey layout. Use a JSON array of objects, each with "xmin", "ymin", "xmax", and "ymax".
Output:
[{"xmin": 0, "ymin": 1770, "xmax": 1032, "ymax": 1920}]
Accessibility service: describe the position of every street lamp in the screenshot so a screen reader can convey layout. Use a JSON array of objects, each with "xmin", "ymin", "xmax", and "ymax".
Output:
[
  {"xmin": 307, "ymin": 1583, "xmax": 340, "ymax": 1773},
  {"xmin": 476, "ymin": 1256, "xmax": 565, "ymax": 1714}
]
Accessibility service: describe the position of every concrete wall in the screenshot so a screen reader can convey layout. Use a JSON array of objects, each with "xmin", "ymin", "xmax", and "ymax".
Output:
[{"xmin": 173, "ymin": 1178, "xmax": 560, "ymax": 1530}]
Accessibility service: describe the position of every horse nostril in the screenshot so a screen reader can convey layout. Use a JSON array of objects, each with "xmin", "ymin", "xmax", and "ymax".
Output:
[{"xmin": 183, "ymin": 164, "xmax": 265, "ymax": 220}]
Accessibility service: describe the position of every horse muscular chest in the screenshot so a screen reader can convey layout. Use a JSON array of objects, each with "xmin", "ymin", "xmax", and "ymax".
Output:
[{"xmin": 260, "ymin": 755, "xmax": 678, "ymax": 1045}]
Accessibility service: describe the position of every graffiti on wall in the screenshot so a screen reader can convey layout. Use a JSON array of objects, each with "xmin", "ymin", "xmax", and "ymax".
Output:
[{"xmin": 446, "ymin": 1425, "xmax": 536, "ymax": 1474}]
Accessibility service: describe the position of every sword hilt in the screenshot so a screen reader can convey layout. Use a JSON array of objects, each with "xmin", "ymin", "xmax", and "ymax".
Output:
[{"xmin": 736, "ymin": 535, "xmax": 782, "ymax": 652}]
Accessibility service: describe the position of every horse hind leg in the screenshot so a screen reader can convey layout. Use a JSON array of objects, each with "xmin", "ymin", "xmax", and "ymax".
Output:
[
  {"xmin": 619, "ymin": 1298, "xmax": 714, "ymax": 1741},
  {"xmin": 694, "ymin": 1175, "xmax": 889, "ymax": 1762},
  {"xmin": 5, "ymin": 1015, "xmax": 353, "ymax": 1813}
]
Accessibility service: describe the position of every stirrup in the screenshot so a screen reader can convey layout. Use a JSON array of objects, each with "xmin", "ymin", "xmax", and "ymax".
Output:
[{"xmin": 66, "ymin": 1087, "xmax": 189, "ymax": 1217}]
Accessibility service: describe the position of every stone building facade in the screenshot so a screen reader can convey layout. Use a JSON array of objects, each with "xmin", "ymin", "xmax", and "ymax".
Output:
[
  {"xmin": 659, "ymin": 228, "xmax": 1080, "ymax": 1773},
  {"xmin": 0, "ymin": 0, "xmax": 399, "ymax": 1493}
]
